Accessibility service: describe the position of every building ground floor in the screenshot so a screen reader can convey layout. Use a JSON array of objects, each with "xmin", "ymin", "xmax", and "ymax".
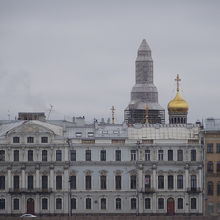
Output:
[{"xmin": 0, "ymin": 191, "xmax": 203, "ymax": 215}]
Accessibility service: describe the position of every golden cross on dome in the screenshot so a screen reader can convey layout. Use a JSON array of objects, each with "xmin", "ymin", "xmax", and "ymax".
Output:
[{"xmin": 175, "ymin": 74, "xmax": 181, "ymax": 92}]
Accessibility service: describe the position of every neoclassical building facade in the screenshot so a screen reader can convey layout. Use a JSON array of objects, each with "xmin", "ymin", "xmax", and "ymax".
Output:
[{"xmin": 0, "ymin": 118, "xmax": 204, "ymax": 216}]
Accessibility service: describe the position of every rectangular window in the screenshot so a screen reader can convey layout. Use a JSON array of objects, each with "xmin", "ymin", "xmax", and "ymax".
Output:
[
  {"xmin": 42, "ymin": 150, "xmax": 47, "ymax": 162},
  {"xmin": 168, "ymin": 175, "xmax": 174, "ymax": 189},
  {"xmin": 28, "ymin": 175, "xmax": 33, "ymax": 190},
  {"xmin": 130, "ymin": 150, "xmax": 136, "ymax": 161},
  {"xmin": 217, "ymin": 182, "xmax": 220, "ymax": 195},
  {"xmin": 177, "ymin": 150, "xmax": 183, "ymax": 161},
  {"xmin": 130, "ymin": 175, "xmax": 136, "ymax": 189},
  {"xmin": 70, "ymin": 175, "xmax": 76, "ymax": 190},
  {"xmin": 13, "ymin": 137, "xmax": 20, "ymax": 143},
  {"xmin": 70, "ymin": 150, "xmax": 76, "ymax": 161},
  {"xmin": 14, "ymin": 176, "xmax": 19, "ymax": 190},
  {"xmin": 0, "ymin": 199, "xmax": 5, "ymax": 210},
  {"xmin": 100, "ymin": 175, "xmax": 106, "ymax": 190},
  {"xmin": 41, "ymin": 137, "xmax": 48, "ymax": 143},
  {"xmin": 42, "ymin": 176, "xmax": 48, "ymax": 190},
  {"xmin": 158, "ymin": 198, "xmax": 164, "ymax": 209},
  {"xmin": 115, "ymin": 150, "xmax": 121, "ymax": 161},
  {"xmin": 86, "ymin": 175, "xmax": 91, "ymax": 190},
  {"xmin": 177, "ymin": 175, "xmax": 183, "ymax": 189},
  {"xmin": 85, "ymin": 150, "xmax": 91, "ymax": 161},
  {"xmin": 56, "ymin": 150, "xmax": 62, "ymax": 161},
  {"xmin": 14, "ymin": 150, "xmax": 19, "ymax": 162},
  {"xmin": 191, "ymin": 175, "xmax": 197, "ymax": 189},
  {"xmin": 158, "ymin": 150, "xmax": 163, "ymax": 161},
  {"xmin": 101, "ymin": 198, "xmax": 106, "ymax": 210},
  {"xmin": 168, "ymin": 150, "xmax": 173, "ymax": 161},
  {"xmin": 0, "ymin": 176, "xmax": 5, "ymax": 190},
  {"xmin": 217, "ymin": 144, "xmax": 220, "ymax": 153},
  {"xmin": 0, "ymin": 150, "xmax": 5, "ymax": 161},
  {"xmin": 56, "ymin": 176, "xmax": 62, "ymax": 190},
  {"xmin": 191, "ymin": 149, "xmax": 196, "ymax": 161},
  {"xmin": 100, "ymin": 150, "xmax": 106, "ymax": 161},
  {"xmin": 27, "ymin": 136, "xmax": 34, "ymax": 143},
  {"xmin": 145, "ymin": 150, "xmax": 150, "ymax": 161},
  {"xmin": 158, "ymin": 176, "xmax": 164, "ymax": 189},
  {"xmin": 145, "ymin": 175, "xmax": 151, "ymax": 189},
  {"xmin": 145, "ymin": 198, "xmax": 151, "ymax": 209},
  {"xmin": 115, "ymin": 175, "xmax": 121, "ymax": 190},
  {"xmin": 28, "ymin": 150, "xmax": 33, "ymax": 161},
  {"xmin": 207, "ymin": 144, "xmax": 213, "ymax": 153}
]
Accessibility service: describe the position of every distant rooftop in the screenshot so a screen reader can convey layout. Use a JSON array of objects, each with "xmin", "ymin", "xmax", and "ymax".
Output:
[
  {"xmin": 204, "ymin": 118, "xmax": 220, "ymax": 131},
  {"xmin": 18, "ymin": 112, "xmax": 46, "ymax": 121}
]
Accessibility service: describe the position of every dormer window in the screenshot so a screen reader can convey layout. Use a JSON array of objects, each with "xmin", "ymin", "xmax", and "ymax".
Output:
[
  {"xmin": 41, "ymin": 137, "xmax": 48, "ymax": 143},
  {"xmin": 27, "ymin": 136, "xmax": 34, "ymax": 143},
  {"xmin": 113, "ymin": 130, "xmax": 119, "ymax": 134},
  {"xmin": 88, "ymin": 132, "xmax": 94, "ymax": 137},
  {"xmin": 75, "ymin": 132, "xmax": 82, "ymax": 137},
  {"xmin": 13, "ymin": 137, "xmax": 20, "ymax": 143}
]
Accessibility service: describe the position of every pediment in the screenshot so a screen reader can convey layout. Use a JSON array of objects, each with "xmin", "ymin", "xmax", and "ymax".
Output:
[{"xmin": 7, "ymin": 123, "xmax": 54, "ymax": 135}]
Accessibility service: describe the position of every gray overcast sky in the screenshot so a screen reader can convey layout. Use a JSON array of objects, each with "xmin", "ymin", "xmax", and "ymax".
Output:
[{"xmin": 0, "ymin": 0, "xmax": 219, "ymax": 123}]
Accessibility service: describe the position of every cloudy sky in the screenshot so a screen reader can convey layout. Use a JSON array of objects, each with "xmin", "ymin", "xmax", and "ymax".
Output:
[{"xmin": 0, "ymin": 0, "xmax": 219, "ymax": 123}]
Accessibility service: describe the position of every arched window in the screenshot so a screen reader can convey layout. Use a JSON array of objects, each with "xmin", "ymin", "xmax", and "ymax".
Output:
[
  {"xmin": 42, "ymin": 198, "xmax": 48, "ymax": 210},
  {"xmin": 101, "ymin": 198, "xmax": 106, "ymax": 210},
  {"xmin": 71, "ymin": 198, "xmax": 76, "ymax": 210},
  {"xmin": 177, "ymin": 198, "xmax": 183, "ymax": 209},
  {"xmin": 86, "ymin": 198, "xmax": 91, "ymax": 209},
  {"xmin": 207, "ymin": 161, "xmax": 214, "ymax": 172},
  {"xmin": 207, "ymin": 181, "xmax": 214, "ymax": 195},
  {"xmin": 13, "ymin": 198, "xmax": 19, "ymax": 210},
  {"xmin": 145, "ymin": 198, "xmax": 151, "ymax": 209},
  {"xmin": 116, "ymin": 198, "xmax": 121, "ymax": 210},
  {"xmin": 191, "ymin": 198, "xmax": 196, "ymax": 209},
  {"xmin": 158, "ymin": 198, "xmax": 164, "ymax": 209},
  {"xmin": 131, "ymin": 198, "xmax": 136, "ymax": 209},
  {"xmin": 56, "ymin": 198, "xmax": 62, "ymax": 209}
]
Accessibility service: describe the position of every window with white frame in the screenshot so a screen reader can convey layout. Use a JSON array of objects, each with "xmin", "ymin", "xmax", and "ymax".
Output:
[{"xmin": 130, "ymin": 150, "xmax": 136, "ymax": 161}]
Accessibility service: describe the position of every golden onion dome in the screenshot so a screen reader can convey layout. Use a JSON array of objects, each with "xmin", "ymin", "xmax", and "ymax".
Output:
[{"xmin": 167, "ymin": 91, "xmax": 189, "ymax": 112}]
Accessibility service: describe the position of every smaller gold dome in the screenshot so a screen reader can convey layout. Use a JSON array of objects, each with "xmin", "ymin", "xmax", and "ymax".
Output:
[{"xmin": 168, "ymin": 92, "xmax": 189, "ymax": 112}]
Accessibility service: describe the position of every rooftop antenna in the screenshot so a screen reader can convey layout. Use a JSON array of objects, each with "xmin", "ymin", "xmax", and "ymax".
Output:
[
  {"xmin": 47, "ymin": 104, "xmax": 54, "ymax": 120},
  {"xmin": 110, "ymin": 106, "xmax": 115, "ymax": 124}
]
